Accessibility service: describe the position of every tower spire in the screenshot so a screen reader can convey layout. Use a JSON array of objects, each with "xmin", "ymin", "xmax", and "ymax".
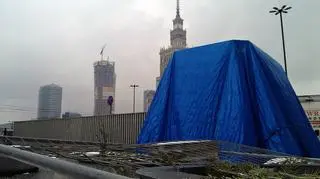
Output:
[{"xmin": 176, "ymin": 0, "xmax": 180, "ymax": 17}]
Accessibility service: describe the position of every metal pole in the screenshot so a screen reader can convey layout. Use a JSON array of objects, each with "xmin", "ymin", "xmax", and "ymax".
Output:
[
  {"xmin": 133, "ymin": 87, "xmax": 136, "ymax": 113},
  {"xmin": 269, "ymin": 5, "xmax": 291, "ymax": 77},
  {"xmin": 279, "ymin": 12, "xmax": 288, "ymax": 76},
  {"xmin": 130, "ymin": 84, "xmax": 138, "ymax": 113},
  {"xmin": 0, "ymin": 144, "xmax": 130, "ymax": 179}
]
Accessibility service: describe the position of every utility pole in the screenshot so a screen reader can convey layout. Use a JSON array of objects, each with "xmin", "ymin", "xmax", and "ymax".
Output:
[
  {"xmin": 269, "ymin": 5, "xmax": 292, "ymax": 76},
  {"xmin": 130, "ymin": 84, "xmax": 139, "ymax": 113}
]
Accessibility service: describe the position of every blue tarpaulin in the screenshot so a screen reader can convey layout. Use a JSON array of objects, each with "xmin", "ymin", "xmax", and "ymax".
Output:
[{"xmin": 138, "ymin": 40, "xmax": 320, "ymax": 157}]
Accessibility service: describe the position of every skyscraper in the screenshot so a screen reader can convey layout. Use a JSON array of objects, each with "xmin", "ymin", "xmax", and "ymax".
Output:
[
  {"xmin": 94, "ymin": 59, "xmax": 116, "ymax": 116},
  {"xmin": 144, "ymin": 90, "xmax": 156, "ymax": 112},
  {"xmin": 37, "ymin": 84, "xmax": 62, "ymax": 119},
  {"xmin": 159, "ymin": 0, "xmax": 187, "ymax": 77},
  {"xmin": 147, "ymin": 0, "xmax": 187, "ymax": 103}
]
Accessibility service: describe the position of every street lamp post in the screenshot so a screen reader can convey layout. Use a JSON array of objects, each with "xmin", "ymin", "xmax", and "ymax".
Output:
[
  {"xmin": 269, "ymin": 5, "xmax": 292, "ymax": 76},
  {"xmin": 130, "ymin": 84, "xmax": 139, "ymax": 113}
]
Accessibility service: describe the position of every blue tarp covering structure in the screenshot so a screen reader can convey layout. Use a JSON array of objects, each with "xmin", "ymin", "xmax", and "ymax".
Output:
[{"xmin": 138, "ymin": 40, "xmax": 320, "ymax": 157}]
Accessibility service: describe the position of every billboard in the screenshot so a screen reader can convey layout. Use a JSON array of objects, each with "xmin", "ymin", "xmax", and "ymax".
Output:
[
  {"xmin": 305, "ymin": 110, "xmax": 320, "ymax": 130},
  {"xmin": 102, "ymin": 86, "xmax": 114, "ymax": 100}
]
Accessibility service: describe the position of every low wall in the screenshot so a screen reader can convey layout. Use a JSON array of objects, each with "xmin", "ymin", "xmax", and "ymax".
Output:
[{"xmin": 14, "ymin": 113, "xmax": 146, "ymax": 144}]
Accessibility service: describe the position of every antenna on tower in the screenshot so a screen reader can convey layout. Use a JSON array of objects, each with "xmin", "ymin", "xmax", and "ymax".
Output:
[{"xmin": 99, "ymin": 44, "xmax": 107, "ymax": 60}]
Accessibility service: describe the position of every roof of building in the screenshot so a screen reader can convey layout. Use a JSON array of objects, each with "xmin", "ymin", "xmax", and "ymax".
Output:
[
  {"xmin": 40, "ymin": 83, "xmax": 62, "ymax": 89},
  {"xmin": 298, "ymin": 95, "xmax": 320, "ymax": 102}
]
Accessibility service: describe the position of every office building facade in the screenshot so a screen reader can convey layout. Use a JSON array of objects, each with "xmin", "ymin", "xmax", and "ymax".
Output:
[{"xmin": 37, "ymin": 84, "xmax": 62, "ymax": 119}]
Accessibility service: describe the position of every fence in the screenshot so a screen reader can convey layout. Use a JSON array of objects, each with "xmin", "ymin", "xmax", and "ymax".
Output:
[{"xmin": 14, "ymin": 112, "xmax": 146, "ymax": 144}]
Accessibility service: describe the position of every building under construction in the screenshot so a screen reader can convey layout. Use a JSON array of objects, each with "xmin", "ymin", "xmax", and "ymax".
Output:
[{"xmin": 94, "ymin": 59, "xmax": 116, "ymax": 116}]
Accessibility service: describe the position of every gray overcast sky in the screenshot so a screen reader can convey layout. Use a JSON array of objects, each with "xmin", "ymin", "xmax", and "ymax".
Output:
[{"xmin": 0, "ymin": 0, "xmax": 319, "ymax": 123}]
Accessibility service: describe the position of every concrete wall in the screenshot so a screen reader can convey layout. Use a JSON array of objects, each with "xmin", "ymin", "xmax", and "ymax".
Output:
[{"xmin": 14, "ymin": 113, "xmax": 146, "ymax": 144}]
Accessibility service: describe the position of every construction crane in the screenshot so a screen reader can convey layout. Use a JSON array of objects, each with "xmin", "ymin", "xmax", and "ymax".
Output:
[{"xmin": 100, "ymin": 44, "xmax": 107, "ymax": 60}]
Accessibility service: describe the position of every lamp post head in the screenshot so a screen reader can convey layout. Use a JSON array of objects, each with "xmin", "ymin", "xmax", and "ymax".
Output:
[
  {"xmin": 270, "ymin": 5, "xmax": 292, "ymax": 15},
  {"xmin": 285, "ymin": 6, "xmax": 292, "ymax": 11},
  {"xmin": 281, "ymin": 5, "xmax": 287, "ymax": 10},
  {"xmin": 130, "ymin": 84, "xmax": 139, "ymax": 88}
]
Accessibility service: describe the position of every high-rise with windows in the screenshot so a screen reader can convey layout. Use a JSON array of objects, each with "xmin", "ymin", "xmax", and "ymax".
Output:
[
  {"xmin": 94, "ymin": 59, "xmax": 116, "ymax": 115},
  {"xmin": 37, "ymin": 84, "xmax": 62, "ymax": 119}
]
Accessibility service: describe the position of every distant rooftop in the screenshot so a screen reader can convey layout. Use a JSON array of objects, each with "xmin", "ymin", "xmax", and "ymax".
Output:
[
  {"xmin": 93, "ymin": 60, "xmax": 115, "ymax": 66},
  {"xmin": 298, "ymin": 94, "xmax": 320, "ymax": 102},
  {"xmin": 40, "ymin": 83, "xmax": 62, "ymax": 88}
]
